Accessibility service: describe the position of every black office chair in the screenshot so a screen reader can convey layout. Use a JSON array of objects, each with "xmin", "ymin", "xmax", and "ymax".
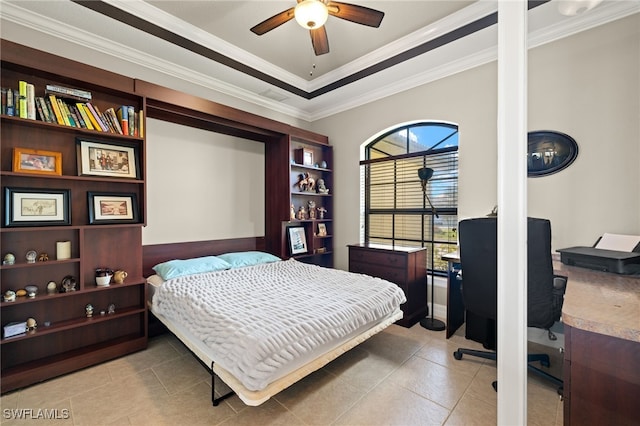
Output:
[{"xmin": 453, "ymin": 217, "xmax": 566, "ymax": 393}]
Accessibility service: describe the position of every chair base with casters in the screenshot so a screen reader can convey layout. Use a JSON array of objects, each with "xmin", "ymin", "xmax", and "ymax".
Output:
[{"xmin": 453, "ymin": 347, "xmax": 563, "ymax": 395}]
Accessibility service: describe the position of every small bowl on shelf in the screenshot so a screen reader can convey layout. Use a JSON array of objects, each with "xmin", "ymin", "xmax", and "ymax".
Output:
[{"xmin": 24, "ymin": 285, "xmax": 38, "ymax": 298}]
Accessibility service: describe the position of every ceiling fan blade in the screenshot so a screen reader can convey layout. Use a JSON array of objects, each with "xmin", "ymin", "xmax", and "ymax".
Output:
[
  {"xmin": 250, "ymin": 7, "xmax": 295, "ymax": 35},
  {"xmin": 327, "ymin": 2, "xmax": 384, "ymax": 27},
  {"xmin": 310, "ymin": 26, "xmax": 329, "ymax": 56}
]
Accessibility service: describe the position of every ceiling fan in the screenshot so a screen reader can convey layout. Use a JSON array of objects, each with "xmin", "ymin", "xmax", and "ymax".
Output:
[{"xmin": 250, "ymin": 0, "xmax": 385, "ymax": 56}]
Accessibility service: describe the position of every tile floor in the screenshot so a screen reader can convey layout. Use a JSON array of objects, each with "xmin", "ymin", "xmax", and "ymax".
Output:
[{"xmin": 0, "ymin": 322, "xmax": 564, "ymax": 425}]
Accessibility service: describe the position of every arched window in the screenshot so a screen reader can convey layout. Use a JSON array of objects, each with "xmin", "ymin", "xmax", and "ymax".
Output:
[{"xmin": 360, "ymin": 121, "xmax": 459, "ymax": 274}]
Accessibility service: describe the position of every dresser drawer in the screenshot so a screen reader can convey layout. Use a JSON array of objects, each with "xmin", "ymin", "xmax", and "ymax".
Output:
[
  {"xmin": 349, "ymin": 248, "xmax": 407, "ymax": 268},
  {"xmin": 349, "ymin": 260, "xmax": 407, "ymax": 285}
]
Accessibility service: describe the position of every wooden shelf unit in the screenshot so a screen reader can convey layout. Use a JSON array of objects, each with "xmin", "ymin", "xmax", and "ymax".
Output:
[
  {"xmin": 0, "ymin": 40, "xmax": 148, "ymax": 394},
  {"xmin": 282, "ymin": 138, "xmax": 334, "ymax": 267}
]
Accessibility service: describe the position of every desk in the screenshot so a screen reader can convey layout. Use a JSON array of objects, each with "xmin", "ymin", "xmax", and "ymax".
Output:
[
  {"xmin": 555, "ymin": 257, "xmax": 639, "ymax": 426},
  {"xmin": 445, "ymin": 251, "xmax": 639, "ymax": 424}
]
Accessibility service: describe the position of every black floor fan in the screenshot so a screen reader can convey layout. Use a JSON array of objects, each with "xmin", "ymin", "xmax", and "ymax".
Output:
[{"xmin": 418, "ymin": 167, "xmax": 446, "ymax": 331}]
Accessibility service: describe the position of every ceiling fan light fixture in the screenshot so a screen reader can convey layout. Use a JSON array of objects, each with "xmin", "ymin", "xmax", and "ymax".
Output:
[{"xmin": 295, "ymin": 0, "xmax": 329, "ymax": 30}]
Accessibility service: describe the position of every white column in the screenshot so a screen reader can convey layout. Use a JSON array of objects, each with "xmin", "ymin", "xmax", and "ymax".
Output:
[{"xmin": 497, "ymin": 1, "xmax": 528, "ymax": 425}]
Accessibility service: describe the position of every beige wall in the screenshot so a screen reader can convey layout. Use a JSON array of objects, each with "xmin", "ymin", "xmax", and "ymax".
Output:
[
  {"xmin": 310, "ymin": 14, "xmax": 640, "ymax": 274},
  {"xmin": 142, "ymin": 119, "xmax": 265, "ymax": 245}
]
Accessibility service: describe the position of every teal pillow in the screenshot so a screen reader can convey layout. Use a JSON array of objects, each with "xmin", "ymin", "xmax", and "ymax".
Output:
[
  {"xmin": 217, "ymin": 251, "xmax": 281, "ymax": 268},
  {"xmin": 152, "ymin": 256, "xmax": 231, "ymax": 280}
]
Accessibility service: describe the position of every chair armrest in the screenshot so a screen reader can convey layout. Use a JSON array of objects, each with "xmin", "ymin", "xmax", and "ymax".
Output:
[
  {"xmin": 552, "ymin": 275, "xmax": 567, "ymax": 321},
  {"xmin": 553, "ymin": 275, "xmax": 567, "ymax": 290}
]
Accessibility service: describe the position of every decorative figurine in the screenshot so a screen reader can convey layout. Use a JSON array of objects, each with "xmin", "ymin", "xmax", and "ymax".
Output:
[
  {"xmin": 3, "ymin": 253, "xmax": 15, "ymax": 265},
  {"xmin": 25, "ymin": 250, "xmax": 37, "ymax": 263},
  {"xmin": 47, "ymin": 281, "xmax": 58, "ymax": 295},
  {"xmin": 320, "ymin": 160, "xmax": 328, "ymax": 169},
  {"xmin": 113, "ymin": 270, "xmax": 128, "ymax": 284},
  {"xmin": 296, "ymin": 173, "xmax": 315, "ymax": 192},
  {"xmin": 15, "ymin": 289, "xmax": 27, "ymax": 298},
  {"xmin": 316, "ymin": 179, "xmax": 329, "ymax": 194},
  {"xmin": 308, "ymin": 200, "xmax": 316, "ymax": 219},
  {"xmin": 25, "ymin": 285, "xmax": 38, "ymax": 298},
  {"xmin": 37, "ymin": 253, "xmax": 49, "ymax": 262},
  {"xmin": 107, "ymin": 303, "xmax": 116, "ymax": 314},
  {"xmin": 317, "ymin": 207, "xmax": 327, "ymax": 220},
  {"xmin": 26, "ymin": 317, "xmax": 37, "ymax": 331},
  {"xmin": 297, "ymin": 206, "xmax": 307, "ymax": 220},
  {"xmin": 61, "ymin": 275, "xmax": 77, "ymax": 292},
  {"xmin": 4, "ymin": 290, "xmax": 16, "ymax": 302},
  {"xmin": 290, "ymin": 204, "xmax": 296, "ymax": 220},
  {"xmin": 85, "ymin": 304, "xmax": 94, "ymax": 318}
]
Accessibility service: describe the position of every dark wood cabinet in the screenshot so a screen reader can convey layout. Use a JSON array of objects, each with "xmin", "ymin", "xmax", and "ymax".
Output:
[
  {"xmin": 348, "ymin": 244, "xmax": 427, "ymax": 327},
  {"xmin": 563, "ymin": 325, "xmax": 640, "ymax": 426},
  {"xmin": 1, "ymin": 40, "xmax": 147, "ymax": 393}
]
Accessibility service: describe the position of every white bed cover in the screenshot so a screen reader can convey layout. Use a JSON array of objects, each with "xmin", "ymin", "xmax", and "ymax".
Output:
[{"xmin": 151, "ymin": 259, "xmax": 406, "ymax": 395}]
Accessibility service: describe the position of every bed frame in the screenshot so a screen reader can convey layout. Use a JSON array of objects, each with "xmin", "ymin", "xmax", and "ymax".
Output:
[{"xmin": 142, "ymin": 237, "xmax": 402, "ymax": 407}]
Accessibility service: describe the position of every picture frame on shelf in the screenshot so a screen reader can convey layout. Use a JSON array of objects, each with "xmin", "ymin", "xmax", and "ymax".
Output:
[
  {"xmin": 77, "ymin": 138, "xmax": 139, "ymax": 179},
  {"xmin": 88, "ymin": 191, "xmax": 139, "ymax": 224},
  {"xmin": 12, "ymin": 147, "xmax": 62, "ymax": 176},
  {"xmin": 295, "ymin": 148, "xmax": 314, "ymax": 166},
  {"xmin": 317, "ymin": 223, "xmax": 327, "ymax": 236},
  {"xmin": 4, "ymin": 187, "xmax": 71, "ymax": 227},
  {"xmin": 288, "ymin": 226, "xmax": 308, "ymax": 255}
]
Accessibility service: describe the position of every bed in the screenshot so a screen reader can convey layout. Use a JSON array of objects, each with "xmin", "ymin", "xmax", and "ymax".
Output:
[{"xmin": 143, "ymin": 238, "xmax": 406, "ymax": 407}]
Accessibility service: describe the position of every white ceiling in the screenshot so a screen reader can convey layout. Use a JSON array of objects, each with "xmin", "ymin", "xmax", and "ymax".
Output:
[{"xmin": 2, "ymin": 1, "xmax": 638, "ymax": 121}]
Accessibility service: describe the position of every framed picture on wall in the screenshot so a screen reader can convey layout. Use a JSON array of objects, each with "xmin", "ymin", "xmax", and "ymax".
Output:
[
  {"xmin": 4, "ymin": 187, "xmax": 71, "ymax": 227},
  {"xmin": 88, "ymin": 192, "xmax": 139, "ymax": 224},
  {"xmin": 12, "ymin": 147, "xmax": 62, "ymax": 176},
  {"xmin": 288, "ymin": 226, "xmax": 308, "ymax": 255},
  {"xmin": 77, "ymin": 138, "xmax": 139, "ymax": 179}
]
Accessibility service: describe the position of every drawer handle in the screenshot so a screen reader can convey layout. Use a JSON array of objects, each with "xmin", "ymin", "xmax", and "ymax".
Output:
[{"xmin": 387, "ymin": 256, "xmax": 399, "ymax": 264}]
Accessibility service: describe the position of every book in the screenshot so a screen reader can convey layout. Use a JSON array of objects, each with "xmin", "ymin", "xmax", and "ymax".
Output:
[
  {"xmin": 104, "ymin": 107, "xmax": 123, "ymax": 134},
  {"xmin": 39, "ymin": 97, "xmax": 54, "ymax": 123},
  {"xmin": 26, "ymin": 83, "xmax": 36, "ymax": 120},
  {"xmin": 80, "ymin": 103, "xmax": 103, "ymax": 131},
  {"xmin": 117, "ymin": 105, "xmax": 129, "ymax": 135},
  {"xmin": 57, "ymin": 98, "xmax": 73, "ymax": 126},
  {"xmin": 45, "ymin": 84, "xmax": 91, "ymax": 101},
  {"xmin": 6, "ymin": 88, "xmax": 15, "ymax": 116},
  {"xmin": 43, "ymin": 97, "xmax": 58, "ymax": 123},
  {"xmin": 35, "ymin": 97, "xmax": 48, "ymax": 122},
  {"xmin": 75, "ymin": 103, "xmax": 94, "ymax": 130},
  {"xmin": 128, "ymin": 105, "xmax": 135, "ymax": 136},
  {"xmin": 85, "ymin": 102, "xmax": 108, "ymax": 131},
  {"xmin": 18, "ymin": 80, "xmax": 27, "ymax": 119},
  {"xmin": 48, "ymin": 94, "xmax": 65, "ymax": 125},
  {"xmin": 1, "ymin": 88, "xmax": 6, "ymax": 115},
  {"xmin": 68, "ymin": 103, "xmax": 86, "ymax": 128},
  {"xmin": 138, "ymin": 109, "xmax": 144, "ymax": 138}
]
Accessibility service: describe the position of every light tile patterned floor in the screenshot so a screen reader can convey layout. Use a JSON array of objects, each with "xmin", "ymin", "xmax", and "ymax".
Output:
[{"xmin": 0, "ymin": 322, "xmax": 564, "ymax": 425}]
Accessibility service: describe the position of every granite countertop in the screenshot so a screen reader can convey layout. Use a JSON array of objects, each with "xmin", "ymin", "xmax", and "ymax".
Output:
[{"xmin": 554, "ymin": 256, "xmax": 640, "ymax": 342}]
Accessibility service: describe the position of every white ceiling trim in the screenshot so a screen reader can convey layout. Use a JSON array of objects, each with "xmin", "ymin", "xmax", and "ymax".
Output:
[
  {"xmin": 529, "ymin": 0, "xmax": 640, "ymax": 48},
  {"xmin": 103, "ymin": 0, "xmax": 312, "ymax": 90},
  {"xmin": 2, "ymin": 1, "xmax": 638, "ymax": 122},
  {"xmin": 0, "ymin": 1, "xmax": 307, "ymax": 119}
]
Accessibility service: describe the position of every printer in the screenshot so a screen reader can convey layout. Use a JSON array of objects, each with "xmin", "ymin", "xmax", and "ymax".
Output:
[{"xmin": 557, "ymin": 233, "xmax": 640, "ymax": 275}]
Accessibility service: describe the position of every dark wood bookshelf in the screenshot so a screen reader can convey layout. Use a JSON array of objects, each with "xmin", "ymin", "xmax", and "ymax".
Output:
[{"xmin": 1, "ymin": 40, "xmax": 148, "ymax": 394}]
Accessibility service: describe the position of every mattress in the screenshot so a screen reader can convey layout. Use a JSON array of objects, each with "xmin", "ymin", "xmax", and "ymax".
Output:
[{"xmin": 149, "ymin": 259, "xmax": 406, "ymax": 394}]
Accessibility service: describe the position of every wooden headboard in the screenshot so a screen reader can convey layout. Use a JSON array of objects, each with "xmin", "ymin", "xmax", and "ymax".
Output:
[{"xmin": 142, "ymin": 236, "xmax": 266, "ymax": 277}]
